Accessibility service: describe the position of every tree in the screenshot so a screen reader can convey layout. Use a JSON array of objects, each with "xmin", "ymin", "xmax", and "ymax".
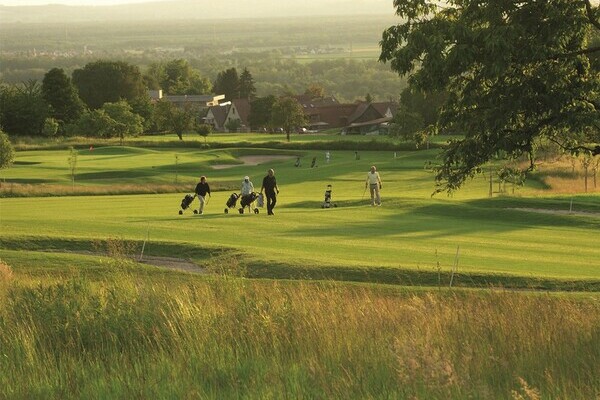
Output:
[
  {"xmin": 72, "ymin": 61, "xmax": 146, "ymax": 110},
  {"xmin": 128, "ymin": 95, "xmax": 154, "ymax": 132},
  {"xmin": 41, "ymin": 68, "xmax": 84, "ymax": 126},
  {"xmin": 304, "ymin": 83, "xmax": 326, "ymax": 99},
  {"xmin": 0, "ymin": 130, "xmax": 15, "ymax": 173},
  {"xmin": 102, "ymin": 101, "xmax": 144, "ymax": 144},
  {"xmin": 67, "ymin": 146, "xmax": 78, "ymax": 189},
  {"xmin": 380, "ymin": 0, "xmax": 600, "ymax": 193},
  {"xmin": 248, "ymin": 95, "xmax": 276, "ymax": 131},
  {"xmin": 271, "ymin": 96, "xmax": 307, "ymax": 142},
  {"xmin": 43, "ymin": 118, "xmax": 59, "ymax": 137},
  {"xmin": 0, "ymin": 80, "xmax": 50, "ymax": 136},
  {"xmin": 213, "ymin": 68, "xmax": 240, "ymax": 101},
  {"xmin": 154, "ymin": 101, "xmax": 194, "ymax": 140},
  {"xmin": 225, "ymin": 118, "xmax": 241, "ymax": 133},
  {"xmin": 239, "ymin": 67, "xmax": 256, "ymax": 100},
  {"xmin": 195, "ymin": 123, "xmax": 212, "ymax": 144},
  {"xmin": 399, "ymin": 87, "xmax": 448, "ymax": 128},
  {"xmin": 145, "ymin": 59, "xmax": 211, "ymax": 95},
  {"xmin": 67, "ymin": 109, "xmax": 117, "ymax": 138},
  {"xmin": 389, "ymin": 108, "xmax": 424, "ymax": 141}
]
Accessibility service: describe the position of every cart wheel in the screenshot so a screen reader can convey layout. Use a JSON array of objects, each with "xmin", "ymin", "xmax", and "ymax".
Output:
[
  {"xmin": 224, "ymin": 208, "xmax": 229, "ymax": 214},
  {"xmin": 254, "ymin": 208, "xmax": 259, "ymax": 214},
  {"xmin": 179, "ymin": 210, "xmax": 183, "ymax": 215}
]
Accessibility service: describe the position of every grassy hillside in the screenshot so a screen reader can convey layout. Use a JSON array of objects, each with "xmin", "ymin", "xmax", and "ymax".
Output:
[
  {"xmin": 1, "ymin": 135, "xmax": 600, "ymax": 398},
  {"xmin": 1, "ymin": 137, "xmax": 599, "ymax": 289}
]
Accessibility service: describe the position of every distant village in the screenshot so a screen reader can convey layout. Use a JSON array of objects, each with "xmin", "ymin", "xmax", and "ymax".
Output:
[{"xmin": 149, "ymin": 90, "xmax": 397, "ymax": 135}]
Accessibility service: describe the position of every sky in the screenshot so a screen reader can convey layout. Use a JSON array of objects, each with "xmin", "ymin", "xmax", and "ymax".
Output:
[{"xmin": 0, "ymin": 0, "xmax": 161, "ymax": 5}]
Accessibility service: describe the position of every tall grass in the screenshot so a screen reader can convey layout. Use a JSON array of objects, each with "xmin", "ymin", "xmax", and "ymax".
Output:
[{"xmin": 1, "ymin": 263, "xmax": 599, "ymax": 399}]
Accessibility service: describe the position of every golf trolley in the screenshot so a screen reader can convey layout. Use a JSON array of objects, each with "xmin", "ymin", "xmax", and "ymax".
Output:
[
  {"xmin": 239, "ymin": 192, "xmax": 260, "ymax": 214},
  {"xmin": 224, "ymin": 192, "xmax": 240, "ymax": 214},
  {"xmin": 179, "ymin": 194, "xmax": 197, "ymax": 215},
  {"xmin": 321, "ymin": 184, "xmax": 337, "ymax": 208}
]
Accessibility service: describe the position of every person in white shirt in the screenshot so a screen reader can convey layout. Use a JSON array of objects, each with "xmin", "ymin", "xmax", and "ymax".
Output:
[
  {"xmin": 365, "ymin": 166, "xmax": 382, "ymax": 206},
  {"xmin": 241, "ymin": 176, "xmax": 254, "ymax": 196}
]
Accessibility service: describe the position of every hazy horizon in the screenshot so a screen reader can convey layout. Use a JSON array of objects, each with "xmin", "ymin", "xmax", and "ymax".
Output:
[
  {"xmin": 0, "ymin": 0, "xmax": 395, "ymax": 24},
  {"xmin": 0, "ymin": 0, "xmax": 158, "ymax": 5}
]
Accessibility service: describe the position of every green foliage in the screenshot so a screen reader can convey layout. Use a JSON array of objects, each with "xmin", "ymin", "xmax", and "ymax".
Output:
[
  {"xmin": 128, "ymin": 94, "xmax": 154, "ymax": 132},
  {"xmin": 380, "ymin": 0, "xmax": 600, "ymax": 193},
  {"xmin": 389, "ymin": 108, "xmax": 424, "ymax": 141},
  {"xmin": 145, "ymin": 59, "xmax": 211, "ymax": 95},
  {"xmin": 213, "ymin": 67, "xmax": 240, "ymax": 101},
  {"xmin": 0, "ymin": 130, "xmax": 14, "ymax": 169},
  {"xmin": 248, "ymin": 95, "xmax": 276, "ymax": 131},
  {"xmin": 225, "ymin": 118, "xmax": 241, "ymax": 133},
  {"xmin": 41, "ymin": 67, "xmax": 84, "ymax": 125},
  {"xmin": 101, "ymin": 101, "xmax": 144, "ymax": 143},
  {"xmin": 271, "ymin": 96, "xmax": 307, "ymax": 139},
  {"xmin": 72, "ymin": 60, "xmax": 146, "ymax": 110},
  {"xmin": 42, "ymin": 117, "xmax": 59, "ymax": 137},
  {"xmin": 304, "ymin": 83, "xmax": 326, "ymax": 98},
  {"xmin": 239, "ymin": 67, "xmax": 256, "ymax": 100},
  {"xmin": 399, "ymin": 87, "xmax": 447, "ymax": 128},
  {"xmin": 0, "ymin": 80, "xmax": 50, "ymax": 136},
  {"xmin": 66, "ymin": 101, "xmax": 143, "ymax": 140},
  {"xmin": 153, "ymin": 101, "xmax": 195, "ymax": 140},
  {"xmin": 195, "ymin": 123, "xmax": 212, "ymax": 144},
  {"xmin": 66, "ymin": 109, "xmax": 115, "ymax": 137}
]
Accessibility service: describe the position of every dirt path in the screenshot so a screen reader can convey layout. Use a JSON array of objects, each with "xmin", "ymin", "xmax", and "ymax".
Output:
[
  {"xmin": 137, "ymin": 255, "xmax": 206, "ymax": 274},
  {"xmin": 212, "ymin": 155, "xmax": 295, "ymax": 170}
]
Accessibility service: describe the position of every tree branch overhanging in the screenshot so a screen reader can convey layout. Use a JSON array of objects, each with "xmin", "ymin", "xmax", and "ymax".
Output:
[
  {"xmin": 550, "ymin": 45, "xmax": 600, "ymax": 60},
  {"xmin": 584, "ymin": 0, "xmax": 600, "ymax": 31}
]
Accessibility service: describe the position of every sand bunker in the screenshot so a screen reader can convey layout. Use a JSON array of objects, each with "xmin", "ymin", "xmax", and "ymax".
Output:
[{"xmin": 212, "ymin": 155, "xmax": 294, "ymax": 170}]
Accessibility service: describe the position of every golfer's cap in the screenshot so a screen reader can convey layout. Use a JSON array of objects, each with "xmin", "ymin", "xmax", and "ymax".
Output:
[{"xmin": 244, "ymin": 176, "xmax": 249, "ymax": 180}]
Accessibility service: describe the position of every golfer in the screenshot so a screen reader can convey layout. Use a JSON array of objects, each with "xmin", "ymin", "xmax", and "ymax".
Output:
[
  {"xmin": 365, "ymin": 166, "xmax": 382, "ymax": 206},
  {"xmin": 241, "ymin": 176, "xmax": 254, "ymax": 196},
  {"xmin": 194, "ymin": 176, "xmax": 211, "ymax": 214},
  {"xmin": 261, "ymin": 168, "xmax": 280, "ymax": 216}
]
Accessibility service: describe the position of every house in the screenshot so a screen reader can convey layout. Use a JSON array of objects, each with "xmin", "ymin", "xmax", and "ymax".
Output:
[
  {"xmin": 293, "ymin": 95, "xmax": 339, "ymax": 108},
  {"xmin": 204, "ymin": 104, "xmax": 229, "ymax": 131},
  {"xmin": 223, "ymin": 99, "xmax": 251, "ymax": 132},
  {"xmin": 148, "ymin": 90, "xmax": 225, "ymax": 107},
  {"xmin": 344, "ymin": 102, "xmax": 398, "ymax": 134},
  {"xmin": 303, "ymin": 104, "xmax": 358, "ymax": 130},
  {"xmin": 301, "ymin": 99, "xmax": 398, "ymax": 134}
]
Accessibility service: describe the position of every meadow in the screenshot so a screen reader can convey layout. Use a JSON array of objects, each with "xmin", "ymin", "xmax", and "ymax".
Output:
[{"xmin": 1, "ymin": 133, "xmax": 600, "ymax": 398}]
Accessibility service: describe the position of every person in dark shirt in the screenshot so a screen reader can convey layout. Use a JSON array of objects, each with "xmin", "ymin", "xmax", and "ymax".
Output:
[
  {"xmin": 260, "ymin": 169, "xmax": 279, "ymax": 216},
  {"xmin": 194, "ymin": 176, "xmax": 211, "ymax": 214}
]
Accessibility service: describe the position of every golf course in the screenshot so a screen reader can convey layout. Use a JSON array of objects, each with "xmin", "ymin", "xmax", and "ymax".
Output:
[{"xmin": 1, "ymin": 133, "xmax": 600, "ymax": 398}]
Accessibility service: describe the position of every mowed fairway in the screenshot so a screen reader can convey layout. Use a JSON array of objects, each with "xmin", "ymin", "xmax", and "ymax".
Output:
[{"xmin": 2, "ymin": 141, "xmax": 600, "ymax": 287}]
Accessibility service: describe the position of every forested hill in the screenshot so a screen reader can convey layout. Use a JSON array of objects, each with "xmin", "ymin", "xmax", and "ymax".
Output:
[{"xmin": 0, "ymin": 0, "xmax": 393, "ymax": 23}]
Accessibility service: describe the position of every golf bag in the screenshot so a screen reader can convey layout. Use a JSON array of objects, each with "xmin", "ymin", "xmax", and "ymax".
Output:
[
  {"xmin": 224, "ymin": 192, "xmax": 240, "ymax": 214},
  {"xmin": 179, "ymin": 194, "xmax": 197, "ymax": 215},
  {"xmin": 256, "ymin": 193, "xmax": 264, "ymax": 208},
  {"xmin": 239, "ymin": 192, "xmax": 259, "ymax": 214},
  {"xmin": 321, "ymin": 184, "xmax": 337, "ymax": 208}
]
